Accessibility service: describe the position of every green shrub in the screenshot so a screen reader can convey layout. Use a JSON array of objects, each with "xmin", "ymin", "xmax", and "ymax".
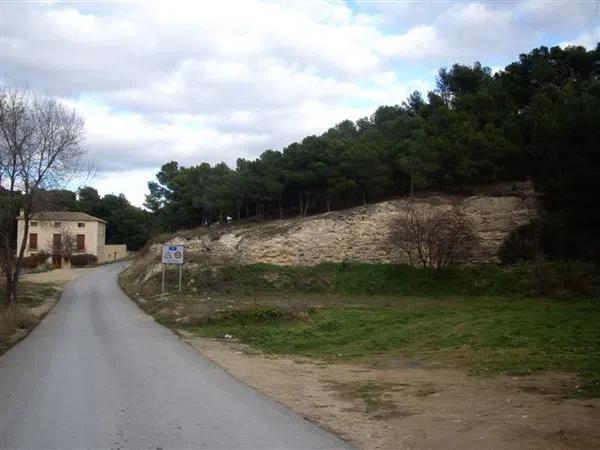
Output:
[{"xmin": 499, "ymin": 220, "xmax": 541, "ymax": 264}]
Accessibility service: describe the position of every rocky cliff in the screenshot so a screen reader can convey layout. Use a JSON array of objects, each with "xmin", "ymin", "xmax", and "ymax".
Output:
[{"xmin": 131, "ymin": 186, "xmax": 539, "ymax": 282}]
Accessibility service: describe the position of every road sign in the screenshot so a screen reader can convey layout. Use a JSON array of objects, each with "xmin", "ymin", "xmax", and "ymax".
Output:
[
  {"xmin": 161, "ymin": 244, "xmax": 185, "ymax": 293},
  {"xmin": 162, "ymin": 244, "xmax": 184, "ymax": 264}
]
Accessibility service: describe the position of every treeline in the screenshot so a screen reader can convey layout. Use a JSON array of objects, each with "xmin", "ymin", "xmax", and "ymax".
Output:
[
  {"xmin": 44, "ymin": 187, "xmax": 156, "ymax": 250},
  {"xmin": 146, "ymin": 44, "xmax": 600, "ymax": 261}
]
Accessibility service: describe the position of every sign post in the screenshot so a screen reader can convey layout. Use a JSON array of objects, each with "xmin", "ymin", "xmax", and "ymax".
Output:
[{"xmin": 161, "ymin": 244, "xmax": 185, "ymax": 292}]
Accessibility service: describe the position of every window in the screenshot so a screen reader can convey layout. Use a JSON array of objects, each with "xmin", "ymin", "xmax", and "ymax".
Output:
[
  {"xmin": 53, "ymin": 222, "xmax": 61, "ymax": 227},
  {"xmin": 78, "ymin": 222, "xmax": 85, "ymax": 228},
  {"xmin": 29, "ymin": 233, "xmax": 38, "ymax": 250},
  {"xmin": 30, "ymin": 221, "xmax": 38, "ymax": 227},
  {"xmin": 76, "ymin": 234, "xmax": 85, "ymax": 251}
]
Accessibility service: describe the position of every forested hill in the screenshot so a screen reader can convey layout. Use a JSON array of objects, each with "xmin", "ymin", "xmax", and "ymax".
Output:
[{"xmin": 146, "ymin": 44, "xmax": 600, "ymax": 261}]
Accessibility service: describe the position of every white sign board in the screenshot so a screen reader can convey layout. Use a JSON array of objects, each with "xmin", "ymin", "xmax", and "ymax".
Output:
[{"xmin": 162, "ymin": 244, "xmax": 184, "ymax": 264}]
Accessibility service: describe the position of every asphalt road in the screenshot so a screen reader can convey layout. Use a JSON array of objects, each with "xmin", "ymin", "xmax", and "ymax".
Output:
[{"xmin": 0, "ymin": 263, "xmax": 351, "ymax": 450}]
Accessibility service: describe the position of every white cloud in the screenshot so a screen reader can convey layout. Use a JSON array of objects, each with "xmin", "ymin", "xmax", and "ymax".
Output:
[
  {"xmin": 560, "ymin": 27, "xmax": 600, "ymax": 49},
  {"xmin": 377, "ymin": 26, "xmax": 442, "ymax": 58},
  {"xmin": 1, "ymin": 0, "xmax": 597, "ymax": 206},
  {"xmin": 92, "ymin": 168, "xmax": 157, "ymax": 208},
  {"xmin": 518, "ymin": 1, "xmax": 600, "ymax": 33}
]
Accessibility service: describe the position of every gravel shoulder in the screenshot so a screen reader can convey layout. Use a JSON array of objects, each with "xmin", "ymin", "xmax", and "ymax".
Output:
[{"xmin": 181, "ymin": 334, "xmax": 600, "ymax": 450}]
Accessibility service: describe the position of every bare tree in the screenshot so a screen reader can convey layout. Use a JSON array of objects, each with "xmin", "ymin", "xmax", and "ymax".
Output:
[
  {"xmin": 0, "ymin": 87, "xmax": 85, "ymax": 304},
  {"xmin": 59, "ymin": 230, "xmax": 76, "ymax": 262},
  {"xmin": 390, "ymin": 200, "xmax": 479, "ymax": 270}
]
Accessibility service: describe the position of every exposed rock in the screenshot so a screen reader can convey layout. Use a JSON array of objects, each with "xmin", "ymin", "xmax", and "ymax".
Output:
[{"xmin": 131, "ymin": 191, "xmax": 539, "ymax": 281}]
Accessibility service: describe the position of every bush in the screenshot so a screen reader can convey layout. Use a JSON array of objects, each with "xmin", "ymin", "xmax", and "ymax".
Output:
[
  {"xmin": 70, "ymin": 253, "xmax": 98, "ymax": 267},
  {"xmin": 499, "ymin": 220, "xmax": 542, "ymax": 264},
  {"xmin": 529, "ymin": 261, "xmax": 599, "ymax": 298},
  {"xmin": 390, "ymin": 202, "xmax": 479, "ymax": 270},
  {"xmin": 20, "ymin": 252, "xmax": 49, "ymax": 269}
]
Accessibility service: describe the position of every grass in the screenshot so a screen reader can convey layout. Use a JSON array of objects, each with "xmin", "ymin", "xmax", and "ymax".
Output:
[
  {"xmin": 0, "ymin": 282, "xmax": 62, "ymax": 355},
  {"xmin": 181, "ymin": 298, "xmax": 600, "ymax": 373},
  {"xmin": 120, "ymin": 260, "xmax": 600, "ymax": 397},
  {"xmin": 130, "ymin": 261, "xmax": 600, "ymax": 299}
]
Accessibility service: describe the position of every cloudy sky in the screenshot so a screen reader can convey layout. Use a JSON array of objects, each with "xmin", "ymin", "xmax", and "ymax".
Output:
[{"xmin": 1, "ymin": 1, "xmax": 598, "ymax": 206}]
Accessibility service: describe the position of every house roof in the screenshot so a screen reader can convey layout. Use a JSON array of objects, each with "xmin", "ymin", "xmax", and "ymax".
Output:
[{"xmin": 22, "ymin": 211, "xmax": 106, "ymax": 223}]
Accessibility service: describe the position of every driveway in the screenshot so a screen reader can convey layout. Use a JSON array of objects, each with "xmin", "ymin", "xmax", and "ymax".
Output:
[
  {"xmin": 22, "ymin": 267, "xmax": 91, "ymax": 285},
  {"xmin": 0, "ymin": 262, "xmax": 350, "ymax": 449}
]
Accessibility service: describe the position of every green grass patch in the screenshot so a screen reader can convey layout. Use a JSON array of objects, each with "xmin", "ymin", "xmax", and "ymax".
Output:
[
  {"xmin": 182, "ymin": 297, "xmax": 600, "ymax": 396},
  {"xmin": 139, "ymin": 261, "xmax": 600, "ymax": 299}
]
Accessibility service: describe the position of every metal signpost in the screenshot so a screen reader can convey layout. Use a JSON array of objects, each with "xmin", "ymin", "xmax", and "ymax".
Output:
[{"xmin": 161, "ymin": 244, "xmax": 185, "ymax": 292}]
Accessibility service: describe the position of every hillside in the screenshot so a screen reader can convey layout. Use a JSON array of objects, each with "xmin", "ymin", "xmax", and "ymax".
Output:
[{"xmin": 130, "ymin": 185, "xmax": 538, "ymax": 283}]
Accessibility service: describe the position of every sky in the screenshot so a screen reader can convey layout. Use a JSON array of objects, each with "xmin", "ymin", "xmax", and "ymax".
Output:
[{"xmin": 1, "ymin": 0, "xmax": 598, "ymax": 206}]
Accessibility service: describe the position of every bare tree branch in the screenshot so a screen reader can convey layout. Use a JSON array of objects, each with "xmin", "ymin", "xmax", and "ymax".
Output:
[
  {"xmin": 390, "ymin": 200, "xmax": 479, "ymax": 270},
  {"xmin": 0, "ymin": 87, "xmax": 86, "ymax": 304}
]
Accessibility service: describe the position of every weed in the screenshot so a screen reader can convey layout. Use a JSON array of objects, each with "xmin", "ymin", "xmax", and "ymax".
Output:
[{"xmin": 329, "ymin": 381, "xmax": 401, "ymax": 414}]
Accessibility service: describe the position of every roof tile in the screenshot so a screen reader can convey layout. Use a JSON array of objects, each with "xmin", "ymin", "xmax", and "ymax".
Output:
[{"xmin": 25, "ymin": 211, "xmax": 106, "ymax": 223}]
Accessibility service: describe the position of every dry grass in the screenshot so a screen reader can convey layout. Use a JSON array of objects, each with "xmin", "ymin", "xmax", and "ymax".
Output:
[
  {"xmin": 0, "ymin": 281, "xmax": 62, "ymax": 354},
  {"xmin": 0, "ymin": 306, "xmax": 36, "ymax": 353}
]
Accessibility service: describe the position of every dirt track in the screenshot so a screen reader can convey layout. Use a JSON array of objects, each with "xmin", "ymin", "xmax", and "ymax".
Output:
[{"xmin": 183, "ymin": 336, "xmax": 600, "ymax": 450}]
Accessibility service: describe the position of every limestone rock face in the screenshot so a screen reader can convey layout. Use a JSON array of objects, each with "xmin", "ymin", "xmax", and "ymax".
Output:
[{"xmin": 133, "ymin": 191, "xmax": 538, "ymax": 279}]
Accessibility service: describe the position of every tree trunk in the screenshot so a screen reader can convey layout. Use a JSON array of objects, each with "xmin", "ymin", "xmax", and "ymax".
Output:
[
  {"xmin": 10, "ymin": 272, "xmax": 20, "ymax": 304},
  {"xmin": 245, "ymin": 204, "xmax": 250, "ymax": 219},
  {"xmin": 299, "ymin": 193, "xmax": 303, "ymax": 217},
  {"xmin": 362, "ymin": 191, "xmax": 367, "ymax": 206},
  {"xmin": 10, "ymin": 211, "xmax": 31, "ymax": 305},
  {"xmin": 5, "ymin": 275, "xmax": 15, "ymax": 306},
  {"xmin": 326, "ymin": 196, "xmax": 331, "ymax": 212},
  {"xmin": 278, "ymin": 199, "xmax": 283, "ymax": 219},
  {"xmin": 237, "ymin": 203, "xmax": 241, "ymax": 221},
  {"xmin": 303, "ymin": 194, "xmax": 309, "ymax": 216},
  {"xmin": 410, "ymin": 174, "xmax": 414, "ymax": 198}
]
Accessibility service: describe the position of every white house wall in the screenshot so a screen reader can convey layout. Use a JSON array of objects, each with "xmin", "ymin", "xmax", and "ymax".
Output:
[{"xmin": 17, "ymin": 219, "xmax": 102, "ymax": 257}]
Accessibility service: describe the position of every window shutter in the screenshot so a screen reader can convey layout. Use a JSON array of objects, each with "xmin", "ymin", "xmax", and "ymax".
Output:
[
  {"xmin": 77, "ymin": 234, "xmax": 85, "ymax": 251},
  {"xmin": 29, "ymin": 233, "xmax": 38, "ymax": 250}
]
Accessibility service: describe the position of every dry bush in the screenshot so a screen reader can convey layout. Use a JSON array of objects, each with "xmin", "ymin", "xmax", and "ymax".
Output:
[
  {"xmin": 0, "ymin": 306, "xmax": 35, "ymax": 341},
  {"xmin": 390, "ymin": 201, "xmax": 479, "ymax": 270},
  {"xmin": 20, "ymin": 252, "xmax": 50, "ymax": 269}
]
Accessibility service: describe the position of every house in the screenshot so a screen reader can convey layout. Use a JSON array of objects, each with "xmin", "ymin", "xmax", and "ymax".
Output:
[{"xmin": 16, "ymin": 211, "xmax": 127, "ymax": 268}]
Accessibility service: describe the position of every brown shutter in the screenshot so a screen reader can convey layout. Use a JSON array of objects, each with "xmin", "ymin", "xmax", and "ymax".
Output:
[
  {"xmin": 29, "ymin": 233, "xmax": 38, "ymax": 250},
  {"xmin": 77, "ymin": 234, "xmax": 85, "ymax": 251}
]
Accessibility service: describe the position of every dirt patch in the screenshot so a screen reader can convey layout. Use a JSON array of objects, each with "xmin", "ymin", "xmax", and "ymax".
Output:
[
  {"xmin": 181, "ymin": 335, "xmax": 600, "ymax": 450},
  {"xmin": 22, "ymin": 267, "xmax": 91, "ymax": 285}
]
